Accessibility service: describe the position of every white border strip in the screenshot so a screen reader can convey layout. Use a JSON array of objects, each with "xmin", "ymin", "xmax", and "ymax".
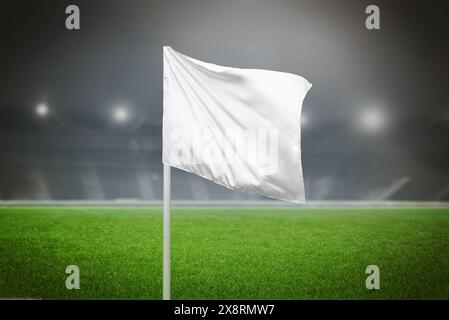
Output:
[{"xmin": 0, "ymin": 200, "xmax": 448, "ymax": 208}]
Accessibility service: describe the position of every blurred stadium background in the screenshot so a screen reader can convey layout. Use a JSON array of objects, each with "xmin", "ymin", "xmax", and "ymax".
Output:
[
  {"xmin": 1, "ymin": 0, "xmax": 449, "ymax": 300},
  {"xmin": 1, "ymin": 0, "xmax": 448, "ymax": 203}
]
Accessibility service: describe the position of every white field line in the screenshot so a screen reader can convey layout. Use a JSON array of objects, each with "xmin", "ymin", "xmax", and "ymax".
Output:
[{"xmin": 0, "ymin": 200, "xmax": 448, "ymax": 208}]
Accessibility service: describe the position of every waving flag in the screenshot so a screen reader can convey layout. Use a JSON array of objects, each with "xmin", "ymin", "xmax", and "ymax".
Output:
[{"xmin": 162, "ymin": 46, "xmax": 312, "ymax": 203}]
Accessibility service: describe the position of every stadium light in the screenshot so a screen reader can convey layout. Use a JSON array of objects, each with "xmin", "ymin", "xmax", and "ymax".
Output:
[
  {"xmin": 358, "ymin": 107, "xmax": 387, "ymax": 134},
  {"xmin": 35, "ymin": 103, "xmax": 49, "ymax": 117},
  {"xmin": 113, "ymin": 106, "xmax": 129, "ymax": 123}
]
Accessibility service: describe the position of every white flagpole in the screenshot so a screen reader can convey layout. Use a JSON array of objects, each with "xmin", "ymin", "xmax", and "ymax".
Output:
[{"xmin": 163, "ymin": 163, "xmax": 171, "ymax": 300}]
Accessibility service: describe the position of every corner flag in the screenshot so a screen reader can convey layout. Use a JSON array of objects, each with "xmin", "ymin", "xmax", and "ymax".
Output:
[{"xmin": 162, "ymin": 46, "xmax": 312, "ymax": 299}]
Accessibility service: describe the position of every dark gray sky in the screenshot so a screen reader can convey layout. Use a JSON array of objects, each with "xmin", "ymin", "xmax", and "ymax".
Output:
[{"xmin": 1, "ymin": 0, "xmax": 448, "ymax": 201}]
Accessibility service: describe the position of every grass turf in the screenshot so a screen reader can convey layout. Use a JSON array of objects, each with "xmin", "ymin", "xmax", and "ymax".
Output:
[{"xmin": 0, "ymin": 207, "xmax": 448, "ymax": 299}]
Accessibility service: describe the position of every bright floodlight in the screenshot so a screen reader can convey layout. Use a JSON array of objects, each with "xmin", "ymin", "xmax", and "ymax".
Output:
[
  {"xmin": 113, "ymin": 107, "xmax": 129, "ymax": 123},
  {"xmin": 35, "ymin": 103, "xmax": 49, "ymax": 117},
  {"xmin": 358, "ymin": 107, "xmax": 387, "ymax": 133}
]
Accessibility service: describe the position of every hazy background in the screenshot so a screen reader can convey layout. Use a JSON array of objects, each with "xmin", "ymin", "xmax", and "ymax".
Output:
[{"xmin": 1, "ymin": 0, "xmax": 448, "ymax": 201}]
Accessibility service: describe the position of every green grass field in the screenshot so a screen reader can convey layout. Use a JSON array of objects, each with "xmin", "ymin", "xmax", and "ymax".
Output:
[{"xmin": 0, "ymin": 207, "xmax": 448, "ymax": 299}]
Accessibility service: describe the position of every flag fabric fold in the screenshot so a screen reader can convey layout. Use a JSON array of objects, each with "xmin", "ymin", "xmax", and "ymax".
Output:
[{"xmin": 162, "ymin": 46, "xmax": 312, "ymax": 203}]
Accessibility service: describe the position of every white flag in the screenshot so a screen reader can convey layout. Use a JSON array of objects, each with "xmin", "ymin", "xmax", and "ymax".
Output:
[{"xmin": 162, "ymin": 46, "xmax": 312, "ymax": 202}]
